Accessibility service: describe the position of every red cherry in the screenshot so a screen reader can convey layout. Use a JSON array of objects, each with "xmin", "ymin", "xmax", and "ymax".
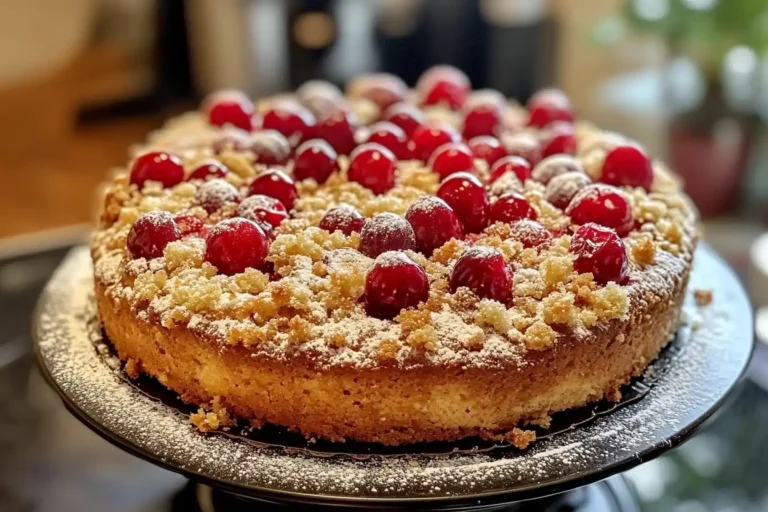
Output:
[
  {"xmin": 383, "ymin": 103, "xmax": 425, "ymax": 137},
  {"xmin": 489, "ymin": 156, "xmax": 532, "ymax": 184},
  {"xmin": 418, "ymin": 66, "xmax": 470, "ymax": 110},
  {"xmin": 174, "ymin": 214, "xmax": 208, "ymax": 239},
  {"xmin": 248, "ymin": 169, "xmax": 298, "ymax": 210},
  {"xmin": 318, "ymin": 204, "xmax": 366, "ymax": 236},
  {"xmin": 237, "ymin": 194, "xmax": 288, "ymax": 227},
  {"xmin": 601, "ymin": 145, "xmax": 653, "ymax": 191},
  {"xmin": 127, "ymin": 211, "xmax": 181, "ymax": 259},
  {"xmin": 249, "ymin": 130, "xmax": 292, "ymax": 166},
  {"xmin": 566, "ymin": 184, "xmax": 634, "ymax": 237},
  {"xmin": 545, "ymin": 171, "xmax": 592, "ymax": 209},
  {"xmin": 408, "ymin": 123, "xmax": 460, "ymax": 162},
  {"xmin": 130, "ymin": 151, "xmax": 184, "ymax": 189},
  {"xmin": 437, "ymin": 172, "xmax": 490, "ymax": 233},
  {"xmin": 195, "ymin": 179, "xmax": 240, "ymax": 213},
  {"xmin": 468, "ymin": 136, "xmax": 507, "ymax": 167},
  {"xmin": 501, "ymin": 133, "xmax": 543, "ymax": 167},
  {"xmin": 405, "ymin": 196, "xmax": 464, "ymax": 256},
  {"xmin": 490, "ymin": 193, "xmax": 537, "ymax": 224},
  {"xmin": 262, "ymin": 102, "xmax": 316, "ymax": 144},
  {"xmin": 417, "ymin": 65, "xmax": 470, "ymax": 93},
  {"xmin": 359, "ymin": 122, "xmax": 410, "ymax": 160},
  {"xmin": 347, "ymin": 143, "xmax": 397, "ymax": 195},
  {"xmin": 205, "ymin": 90, "xmax": 255, "ymax": 131},
  {"xmin": 315, "ymin": 108, "xmax": 358, "ymax": 155},
  {"xmin": 540, "ymin": 121, "xmax": 577, "ymax": 157},
  {"xmin": 359, "ymin": 213, "xmax": 416, "ymax": 258},
  {"xmin": 532, "ymin": 154, "xmax": 584, "ymax": 184},
  {"xmin": 571, "ymin": 223, "xmax": 629, "ymax": 284},
  {"xmin": 188, "ymin": 159, "xmax": 228, "ymax": 181},
  {"xmin": 364, "ymin": 251, "xmax": 429, "ymax": 319},
  {"xmin": 428, "ymin": 142, "xmax": 475, "ymax": 180},
  {"xmin": 462, "ymin": 103, "xmax": 502, "ymax": 140},
  {"xmin": 293, "ymin": 139, "xmax": 339, "ymax": 184},
  {"xmin": 449, "ymin": 246, "xmax": 513, "ymax": 304},
  {"xmin": 507, "ymin": 219, "xmax": 552, "ymax": 249},
  {"xmin": 353, "ymin": 73, "xmax": 407, "ymax": 110},
  {"xmin": 527, "ymin": 88, "xmax": 574, "ymax": 128},
  {"xmin": 204, "ymin": 218, "xmax": 270, "ymax": 275}
]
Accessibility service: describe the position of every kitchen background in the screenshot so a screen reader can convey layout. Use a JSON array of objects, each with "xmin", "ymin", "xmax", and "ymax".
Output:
[{"xmin": 1, "ymin": 1, "xmax": 767, "ymax": 511}]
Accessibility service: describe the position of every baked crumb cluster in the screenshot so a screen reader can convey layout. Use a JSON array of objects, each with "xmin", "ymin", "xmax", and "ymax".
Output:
[{"xmin": 92, "ymin": 66, "xmax": 697, "ymax": 370}]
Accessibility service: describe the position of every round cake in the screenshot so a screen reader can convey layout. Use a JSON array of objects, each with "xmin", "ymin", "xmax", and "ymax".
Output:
[{"xmin": 91, "ymin": 67, "xmax": 697, "ymax": 448}]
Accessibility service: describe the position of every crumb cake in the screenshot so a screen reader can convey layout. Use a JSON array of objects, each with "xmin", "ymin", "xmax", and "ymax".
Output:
[{"xmin": 91, "ymin": 67, "xmax": 697, "ymax": 448}]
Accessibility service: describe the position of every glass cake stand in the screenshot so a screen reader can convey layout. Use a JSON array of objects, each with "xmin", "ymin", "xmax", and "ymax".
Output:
[{"xmin": 33, "ymin": 245, "xmax": 753, "ymax": 511}]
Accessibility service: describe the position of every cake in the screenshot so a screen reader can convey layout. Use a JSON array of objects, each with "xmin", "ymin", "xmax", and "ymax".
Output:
[{"xmin": 91, "ymin": 66, "xmax": 697, "ymax": 448}]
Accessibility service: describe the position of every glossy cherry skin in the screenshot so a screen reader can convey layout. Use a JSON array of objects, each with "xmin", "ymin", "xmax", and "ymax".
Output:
[
  {"xmin": 449, "ymin": 245, "xmax": 514, "ymax": 304},
  {"xmin": 407, "ymin": 123, "xmax": 460, "ymax": 162},
  {"xmin": 347, "ymin": 143, "xmax": 398, "ymax": 195},
  {"xmin": 204, "ymin": 218, "xmax": 270, "ymax": 275},
  {"xmin": 468, "ymin": 136, "xmax": 507, "ymax": 167},
  {"xmin": 188, "ymin": 159, "xmax": 228, "ymax": 181},
  {"xmin": 490, "ymin": 193, "xmax": 537, "ymax": 224},
  {"xmin": 383, "ymin": 103, "xmax": 425, "ymax": 137},
  {"xmin": 359, "ymin": 122, "xmax": 410, "ymax": 160},
  {"xmin": 527, "ymin": 88, "xmax": 574, "ymax": 128},
  {"xmin": 405, "ymin": 196, "xmax": 464, "ymax": 256},
  {"xmin": 237, "ymin": 194, "xmax": 288, "ymax": 228},
  {"xmin": 293, "ymin": 139, "xmax": 339, "ymax": 184},
  {"xmin": 364, "ymin": 251, "xmax": 429, "ymax": 319},
  {"xmin": 315, "ymin": 108, "xmax": 358, "ymax": 155},
  {"xmin": 428, "ymin": 142, "xmax": 475, "ymax": 180},
  {"xmin": 437, "ymin": 172, "xmax": 490, "ymax": 233},
  {"xmin": 462, "ymin": 103, "xmax": 502, "ymax": 140},
  {"xmin": 205, "ymin": 90, "xmax": 256, "ymax": 131},
  {"xmin": 571, "ymin": 223, "xmax": 629, "ymax": 284},
  {"xmin": 249, "ymin": 130, "xmax": 292, "ymax": 166},
  {"xmin": 174, "ymin": 214, "xmax": 208, "ymax": 239},
  {"xmin": 262, "ymin": 101, "xmax": 316, "ymax": 144},
  {"xmin": 540, "ymin": 121, "xmax": 577, "ymax": 158},
  {"xmin": 247, "ymin": 169, "xmax": 299, "ymax": 210},
  {"xmin": 601, "ymin": 145, "xmax": 653, "ymax": 191},
  {"xmin": 489, "ymin": 156, "xmax": 532, "ymax": 184},
  {"xmin": 195, "ymin": 179, "xmax": 241, "ymax": 213},
  {"xmin": 127, "ymin": 211, "xmax": 181, "ymax": 259},
  {"xmin": 359, "ymin": 213, "xmax": 416, "ymax": 258},
  {"xmin": 545, "ymin": 171, "xmax": 592, "ymax": 209},
  {"xmin": 318, "ymin": 204, "xmax": 366, "ymax": 236},
  {"xmin": 130, "ymin": 151, "xmax": 185, "ymax": 189},
  {"xmin": 566, "ymin": 184, "xmax": 634, "ymax": 237},
  {"xmin": 507, "ymin": 219, "xmax": 552, "ymax": 249},
  {"xmin": 418, "ymin": 66, "xmax": 470, "ymax": 110}
]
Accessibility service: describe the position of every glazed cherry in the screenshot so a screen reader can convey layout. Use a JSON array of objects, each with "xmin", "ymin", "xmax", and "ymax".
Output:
[
  {"xmin": 428, "ymin": 142, "xmax": 475, "ymax": 180},
  {"xmin": 507, "ymin": 219, "xmax": 552, "ymax": 249},
  {"xmin": 532, "ymin": 154, "xmax": 584, "ymax": 185},
  {"xmin": 130, "ymin": 151, "xmax": 184, "ymax": 189},
  {"xmin": 347, "ymin": 143, "xmax": 398, "ymax": 195},
  {"xmin": 545, "ymin": 171, "xmax": 592, "ymax": 209},
  {"xmin": 315, "ymin": 108, "xmax": 358, "ymax": 155},
  {"xmin": 364, "ymin": 251, "xmax": 429, "ymax": 319},
  {"xmin": 318, "ymin": 204, "xmax": 366, "ymax": 236},
  {"xmin": 527, "ymin": 88, "xmax": 574, "ymax": 128},
  {"xmin": 540, "ymin": 121, "xmax": 576, "ymax": 158},
  {"xmin": 360, "ymin": 122, "xmax": 410, "ymax": 160},
  {"xmin": 293, "ymin": 139, "xmax": 339, "ymax": 184},
  {"xmin": 205, "ymin": 90, "xmax": 256, "ymax": 131},
  {"xmin": 566, "ymin": 184, "xmax": 634, "ymax": 237},
  {"xmin": 204, "ymin": 218, "xmax": 270, "ymax": 275},
  {"xmin": 490, "ymin": 193, "xmax": 537, "ymax": 224},
  {"xmin": 188, "ymin": 159, "xmax": 228, "ymax": 181},
  {"xmin": 405, "ymin": 196, "xmax": 464, "ymax": 256},
  {"xmin": 248, "ymin": 169, "xmax": 299, "ymax": 210},
  {"xmin": 127, "ymin": 211, "xmax": 181, "ymax": 260},
  {"xmin": 501, "ymin": 133, "xmax": 543, "ymax": 167},
  {"xmin": 195, "ymin": 179, "xmax": 240, "ymax": 213},
  {"xmin": 462, "ymin": 103, "xmax": 502, "ymax": 140},
  {"xmin": 437, "ymin": 172, "xmax": 490, "ymax": 233},
  {"xmin": 449, "ymin": 246, "xmax": 513, "ymax": 304},
  {"xmin": 359, "ymin": 213, "xmax": 416, "ymax": 258},
  {"xmin": 352, "ymin": 73, "xmax": 407, "ymax": 110},
  {"xmin": 468, "ymin": 136, "xmax": 507, "ymax": 167},
  {"xmin": 383, "ymin": 103, "xmax": 425, "ymax": 137},
  {"xmin": 489, "ymin": 156, "xmax": 532, "ymax": 184},
  {"xmin": 249, "ymin": 130, "xmax": 292, "ymax": 166},
  {"xmin": 418, "ymin": 66, "xmax": 470, "ymax": 110},
  {"xmin": 262, "ymin": 101, "xmax": 316, "ymax": 143},
  {"xmin": 408, "ymin": 123, "xmax": 460, "ymax": 162},
  {"xmin": 571, "ymin": 223, "xmax": 629, "ymax": 284},
  {"xmin": 601, "ymin": 145, "xmax": 653, "ymax": 191},
  {"xmin": 237, "ymin": 194, "xmax": 288, "ymax": 228}
]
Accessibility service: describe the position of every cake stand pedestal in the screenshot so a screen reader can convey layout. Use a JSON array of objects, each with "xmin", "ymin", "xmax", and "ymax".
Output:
[{"xmin": 34, "ymin": 245, "xmax": 752, "ymax": 512}]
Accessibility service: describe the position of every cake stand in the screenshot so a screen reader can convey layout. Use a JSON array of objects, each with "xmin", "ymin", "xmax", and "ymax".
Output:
[{"xmin": 34, "ymin": 245, "xmax": 753, "ymax": 511}]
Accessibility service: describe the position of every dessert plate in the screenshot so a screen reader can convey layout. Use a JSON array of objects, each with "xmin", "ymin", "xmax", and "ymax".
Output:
[{"xmin": 34, "ymin": 244, "xmax": 752, "ymax": 509}]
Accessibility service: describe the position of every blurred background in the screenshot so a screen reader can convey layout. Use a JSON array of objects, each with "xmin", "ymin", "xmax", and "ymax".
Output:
[{"xmin": 1, "ymin": 0, "xmax": 768, "ymax": 510}]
